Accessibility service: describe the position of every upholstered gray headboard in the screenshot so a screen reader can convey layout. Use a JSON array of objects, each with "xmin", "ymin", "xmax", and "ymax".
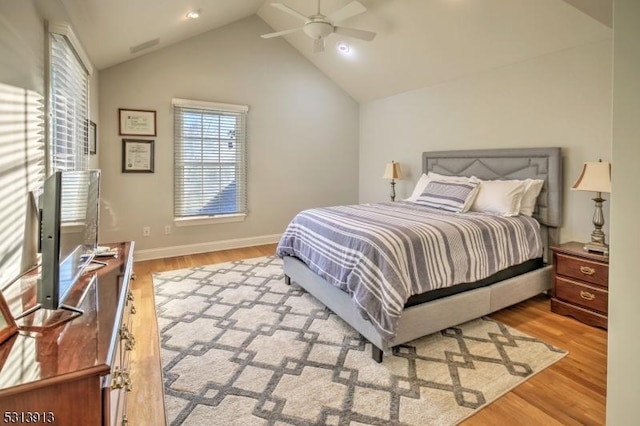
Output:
[
  {"xmin": 423, "ymin": 148, "xmax": 563, "ymax": 260},
  {"xmin": 423, "ymin": 148, "xmax": 562, "ymax": 227}
]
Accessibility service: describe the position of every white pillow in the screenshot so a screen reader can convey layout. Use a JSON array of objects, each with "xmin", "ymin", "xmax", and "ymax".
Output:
[
  {"xmin": 471, "ymin": 179, "xmax": 527, "ymax": 216},
  {"xmin": 406, "ymin": 174, "xmax": 431, "ymax": 202},
  {"xmin": 519, "ymin": 179, "xmax": 544, "ymax": 216},
  {"xmin": 427, "ymin": 171, "xmax": 475, "ymax": 183}
]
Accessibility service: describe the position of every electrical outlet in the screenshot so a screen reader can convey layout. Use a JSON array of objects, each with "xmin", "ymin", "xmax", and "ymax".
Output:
[
  {"xmin": 164, "ymin": 225, "xmax": 171, "ymax": 235},
  {"xmin": 143, "ymin": 226, "xmax": 151, "ymax": 237}
]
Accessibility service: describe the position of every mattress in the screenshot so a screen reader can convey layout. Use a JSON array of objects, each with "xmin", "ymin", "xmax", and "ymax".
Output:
[
  {"xmin": 404, "ymin": 256, "xmax": 543, "ymax": 307},
  {"xmin": 277, "ymin": 201, "xmax": 543, "ymax": 340}
]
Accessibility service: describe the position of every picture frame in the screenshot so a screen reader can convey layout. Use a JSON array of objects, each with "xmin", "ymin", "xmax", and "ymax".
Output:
[
  {"xmin": 119, "ymin": 108, "xmax": 156, "ymax": 136},
  {"xmin": 122, "ymin": 139, "xmax": 154, "ymax": 173},
  {"xmin": 89, "ymin": 120, "xmax": 97, "ymax": 155},
  {"xmin": 0, "ymin": 291, "xmax": 17, "ymax": 345}
]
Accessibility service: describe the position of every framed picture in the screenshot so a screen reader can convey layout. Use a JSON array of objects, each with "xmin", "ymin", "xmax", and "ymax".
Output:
[
  {"xmin": 89, "ymin": 121, "xmax": 97, "ymax": 155},
  {"xmin": 119, "ymin": 108, "xmax": 156, "ymax": 136},
  {"xmin": 122, "ymin": 139, "xmax": 154, "ymax": 173},
  {"xmin": 0, "ymin": 291, "xmax": 17, "ymax": 345}
]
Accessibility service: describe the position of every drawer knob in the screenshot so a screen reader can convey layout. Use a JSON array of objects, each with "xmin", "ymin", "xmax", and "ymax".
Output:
[
  {"xmin": 580, "ymin": 266, "xmax": 596, "ymax": 276},
  {"xmin": 580, "ymin": 291, "xmax": 596, "ymax": 301}
]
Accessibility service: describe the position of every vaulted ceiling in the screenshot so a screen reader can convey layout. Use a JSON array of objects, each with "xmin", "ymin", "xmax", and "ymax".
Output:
[{"xmin": 58, "ymin": 0, "xmax": 612, "ymax": 103}]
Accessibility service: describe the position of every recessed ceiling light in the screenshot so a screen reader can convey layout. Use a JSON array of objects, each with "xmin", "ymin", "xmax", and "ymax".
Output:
[
  {"xmin": 186, "ymin": 9, "xmax": 200, "ymax": 19},
  {"xmin": 337, "ymin": 42, "xmax": 350, "ymax": 54}
]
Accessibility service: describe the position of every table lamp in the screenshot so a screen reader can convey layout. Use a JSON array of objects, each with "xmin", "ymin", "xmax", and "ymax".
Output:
[
  {"xmin": 571, "ymin": 160, "xmax": 612, "ymax": 255},
  {"xmin": 383, "ymin": 161, "xmax": 403, "ymax": 201}
]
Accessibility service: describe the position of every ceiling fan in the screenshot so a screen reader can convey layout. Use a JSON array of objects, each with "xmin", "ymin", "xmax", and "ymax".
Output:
[{"xmin": 261, "ymin": 0, "xmax": 376, "ymax": 53}]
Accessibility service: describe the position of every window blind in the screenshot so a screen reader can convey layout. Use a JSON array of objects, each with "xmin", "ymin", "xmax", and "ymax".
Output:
[
  {"xmin": 173, "ymin": 99, "xmax": 248, "ymax": 218},
  {"xmin": 49, "ymin": 31, "xmax": 89, "ymax": 173},
  {"xmin": 48, "ymin": 25, "xmax": 90, "ymax": 222}
]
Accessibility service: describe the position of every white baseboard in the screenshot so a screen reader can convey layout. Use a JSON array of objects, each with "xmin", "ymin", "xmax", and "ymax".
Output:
[{"xmin": 133, "ymin": 234, "xmax": 281, "ymax": 262}]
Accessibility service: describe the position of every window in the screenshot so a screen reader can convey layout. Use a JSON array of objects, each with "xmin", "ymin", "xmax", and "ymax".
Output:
[
  {"xmin": 47, "ymin": 23, "xmax": 93, "ymax": 222},
  {"xmin": 173, "ymin": 98, "xmax": 248, "ymax": 223},
  {"xmin": 48, "ymin": 23, "xmax": 91, "ymax": 173}
]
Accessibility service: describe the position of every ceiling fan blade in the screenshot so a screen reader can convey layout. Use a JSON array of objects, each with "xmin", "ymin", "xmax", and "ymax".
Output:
[
  {"xmin": 271, "ymin": 3, "xmax": 309, "ymax": 22},
  {"xmin": 313, "ymin": 38, "xmax": 325, "ymax": 53},
  {"xmin": 334, "ymin": 26, "xmax": 376, "ymax": 41},
  {"xmin": 328, "ymin": 1, "xmax": 366, "ymax": 23},
  {"xmin": 260, "ymin": 27, "xmax": 303, "ymax": 39}
]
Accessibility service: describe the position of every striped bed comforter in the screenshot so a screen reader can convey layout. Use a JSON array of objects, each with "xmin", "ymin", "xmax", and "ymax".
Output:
[{"xmin": 276, "ymin": 201, "xmax": 543, "ymax": 340}]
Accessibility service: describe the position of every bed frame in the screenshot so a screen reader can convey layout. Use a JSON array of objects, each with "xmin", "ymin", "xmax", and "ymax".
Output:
[{"xmin": 283, "ymin": 148, "xmax": 563, "ymax": 362}]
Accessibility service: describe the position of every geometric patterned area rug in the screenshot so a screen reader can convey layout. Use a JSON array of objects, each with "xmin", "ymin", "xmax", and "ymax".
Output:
[{"xmin": 153, "ymin": 256, "xmax": 567, "ymax": 426}]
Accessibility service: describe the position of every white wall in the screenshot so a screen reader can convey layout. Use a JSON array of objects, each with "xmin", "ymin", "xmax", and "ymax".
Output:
[
  {"xmin": 0, "ymin": 0, "xmax": 99, "ymax": 287},
  {"xmin": 98, "ymin": 15, "xmax": 359, "ymax": 256},
  {"xmin": 0, "ymin": 1, "xmax": 45, "ymax": 288},
  {"xmin": 607, "ymin": 0, "xmax": 640, "ymax": 422},
  {"xmin": 359, "ymin": 39, "xmax": 612, "ymax": 243},
  {"xmin": 0, "ymin": 1, "xmax": 44, "ymax": 94}
]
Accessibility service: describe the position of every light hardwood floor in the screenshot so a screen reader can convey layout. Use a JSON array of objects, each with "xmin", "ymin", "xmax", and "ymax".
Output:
[{"xmin": 127, "ymin": 244, "xmax": 607, "ymax": 425}]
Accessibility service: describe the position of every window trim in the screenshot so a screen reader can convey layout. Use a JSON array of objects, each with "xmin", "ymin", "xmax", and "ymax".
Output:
[
  {"xmin": 48, "ymin": 22, "xmax": 93, "ymax": 76},
  {"xmin": 172, "ymin": 98, "xmax": 248, "ymax": 113},
  {"xmin": 172, "ymin": 98, "xmax": 249, "ymax": 222},
  {"xmin": 174, "ymin": 213, "xmax": 247, "ymax": 227}
]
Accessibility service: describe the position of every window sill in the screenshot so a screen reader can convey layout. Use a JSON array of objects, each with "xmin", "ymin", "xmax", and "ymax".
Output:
[{"xmin": 174, "ymin": 213, "xmax": 247, "ymax": 227}]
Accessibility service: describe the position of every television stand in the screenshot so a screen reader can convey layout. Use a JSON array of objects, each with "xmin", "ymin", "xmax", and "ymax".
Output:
[
  {"xmin": 14, "ymin": 303, "xmax": 83, "ymax": 332},
  {"xmin": 13, "ymin": 273, "xmax": 95, "ymax": 331}
]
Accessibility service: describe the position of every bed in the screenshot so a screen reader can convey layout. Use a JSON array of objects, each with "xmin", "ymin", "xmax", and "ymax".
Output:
[{"xmin": 278, "ymin": 148, "xmax": 563, "ymax": 362}]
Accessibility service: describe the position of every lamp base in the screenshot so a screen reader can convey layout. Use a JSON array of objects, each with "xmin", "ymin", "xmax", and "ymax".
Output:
[{"xmin": 583, "ymin": 241, "xmax": 609, "ymax": 256}]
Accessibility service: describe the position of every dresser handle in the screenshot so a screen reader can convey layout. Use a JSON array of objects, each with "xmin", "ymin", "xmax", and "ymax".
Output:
[
  {"xmin": 580, "ymin": 266, "xmax": 596, "ymax": 276},
  {"xmin": 123, "ymin": 370, "xmax": 133, "ymax": 392},
  {"xmin": 125, "ymin": 333, "xmax": 136, "ymax": 351},
  {"xmin": 120, "ymin": 325, "xmax": 131, "ymax": 340},
  {"xmin": 580, "ymin": 291, "xmax": 595, "ymax": 301},
  {"xmin": 111, "ymin": 369, "xmax": 133, "ymax": 391},
  {"xmin": 111, "ymin": 368, "xmax": 124, "ymax": 389}
]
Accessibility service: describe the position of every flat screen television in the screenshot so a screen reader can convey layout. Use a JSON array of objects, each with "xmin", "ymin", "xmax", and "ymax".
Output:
[{"xmin": 37, "ymin": 170, "xmax": 101, "ymax": 311}]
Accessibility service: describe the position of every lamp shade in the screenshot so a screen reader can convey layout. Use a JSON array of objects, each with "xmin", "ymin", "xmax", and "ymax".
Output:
[
  {"xmin": 571, "ymin": 161, "xmax": 611, "ymax": 193},
  {"xmin": 383, "ymin": 161, "xmax": 403, "ymax": 180}
]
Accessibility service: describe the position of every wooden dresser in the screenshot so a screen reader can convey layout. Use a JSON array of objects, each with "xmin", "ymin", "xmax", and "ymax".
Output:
[
  {"xmin": 0, "ymin": 242, "xmax": 135, "ymax": 425},
  {"xmin": 551, "ymin": 241, "xmax": 609, "ymax": 329}
]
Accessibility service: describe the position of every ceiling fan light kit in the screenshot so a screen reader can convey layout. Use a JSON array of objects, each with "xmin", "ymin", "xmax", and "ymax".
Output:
[
  {"xmin": 304, "ymin": 21, "xmax": 333, "ymax": 39},
  {"xmin": 261, "ymin": 0, "xmax": 376, "ymax": 53}
]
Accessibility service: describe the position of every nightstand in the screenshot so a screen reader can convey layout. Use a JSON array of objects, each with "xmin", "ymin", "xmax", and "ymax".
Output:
[{"xmin": 550, "ymin": 241, "xmax": 609, "ymax": 329}]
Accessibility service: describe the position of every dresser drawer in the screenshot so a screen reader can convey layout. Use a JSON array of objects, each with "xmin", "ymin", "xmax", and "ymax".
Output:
[
  {"xmin": 550, "ymin": 298, "xmax": 608, "ymax": 329},
  {"xmin": 554, "ymin": 277, "xmax": 608, "ymax": 314},
  {"xmin": 555, "ymin": 253, "xmax": 608, "ymax": 288}
]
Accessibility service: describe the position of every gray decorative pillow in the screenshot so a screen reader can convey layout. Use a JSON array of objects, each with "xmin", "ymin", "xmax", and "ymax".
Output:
[{"xmin": 416, "ymin": 180, "xmax": 480, "ymax": 213}]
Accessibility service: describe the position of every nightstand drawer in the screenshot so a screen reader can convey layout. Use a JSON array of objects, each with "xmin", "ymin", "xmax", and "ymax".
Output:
[
  {"xmin": 554, "ymin": 277, "xmax": 608, "ymax": 314},
  {"xmin": 555, "ymin": 253, "xmax": 608, "ymax": 288}
]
